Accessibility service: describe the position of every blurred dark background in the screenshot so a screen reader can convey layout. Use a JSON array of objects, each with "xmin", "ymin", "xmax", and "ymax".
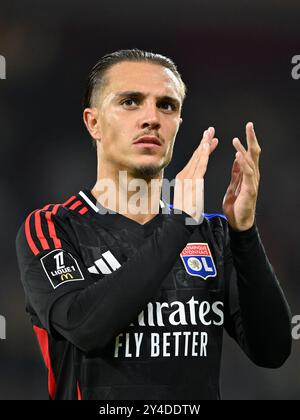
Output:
[{"xmin": 0, "ymin": 0, "xmax": 299, "ymax": 399}]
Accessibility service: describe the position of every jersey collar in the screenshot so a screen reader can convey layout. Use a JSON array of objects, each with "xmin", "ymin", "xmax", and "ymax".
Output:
[{"xmin": 78, "ymin": 188, "xmax": 171, "ymax": 216}]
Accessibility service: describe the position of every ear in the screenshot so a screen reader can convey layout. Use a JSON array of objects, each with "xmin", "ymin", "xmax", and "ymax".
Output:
[
  {"xmin": 83, "ymin": 108, "xmax": 102, "ymax": 141},
  {"xmin": 179, "ymin": 117, "xmax": 183, "ymax": 126}
]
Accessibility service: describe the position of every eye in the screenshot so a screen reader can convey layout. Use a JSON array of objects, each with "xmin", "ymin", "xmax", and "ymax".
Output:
[
  {"xmin": 121, "ymin": 98, "xmax": 139, "ymax": 108},
  {"xmin": 158, "ymin": 101, "xmax": 176, "ymax": 112}
]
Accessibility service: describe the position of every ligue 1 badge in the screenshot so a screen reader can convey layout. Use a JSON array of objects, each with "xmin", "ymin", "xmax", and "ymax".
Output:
[{"xmin": 180, "ymin": 243, "xmax": 217, "ymax": 279}]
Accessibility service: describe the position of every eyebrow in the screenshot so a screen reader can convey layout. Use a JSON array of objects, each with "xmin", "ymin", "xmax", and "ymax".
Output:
[{"xmin": 114, "ymin": 91, "xmax": 181, "ymax": 108}]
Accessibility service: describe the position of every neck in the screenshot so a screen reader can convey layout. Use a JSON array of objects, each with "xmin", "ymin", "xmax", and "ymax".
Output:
[{"xmin": 91, "ymin": 162, "xmax": 164, "ymax": 225}]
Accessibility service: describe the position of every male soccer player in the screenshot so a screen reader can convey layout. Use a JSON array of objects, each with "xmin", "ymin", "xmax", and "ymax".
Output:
[{"xmin": 16, "ymin": 49, "xmax": 291, "ymax": 400}]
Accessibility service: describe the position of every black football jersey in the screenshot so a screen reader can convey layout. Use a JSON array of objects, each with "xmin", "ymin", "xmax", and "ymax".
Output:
[{"xmin": 16, "ymin": 188, "xmax": 292, "ymax": 400}]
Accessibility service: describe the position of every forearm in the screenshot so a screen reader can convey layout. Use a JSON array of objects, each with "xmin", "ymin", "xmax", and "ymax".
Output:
[
  {"xmin": 51, "ymin": 212, "xmax": 196, "ymax": 353},
  {"xmin": 229, "ymin": 224, "xmax": 292, "ymax": 367}
]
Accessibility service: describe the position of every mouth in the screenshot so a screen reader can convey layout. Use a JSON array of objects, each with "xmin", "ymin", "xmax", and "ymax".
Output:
[{"xmin": 133, "ymin": 136, "xmax": 162, "ymax": 148}]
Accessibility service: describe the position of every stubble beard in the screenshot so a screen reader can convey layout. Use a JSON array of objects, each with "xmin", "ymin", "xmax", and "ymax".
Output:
[{"xmin": 130, "ymin": 163, "xmax": 165, "ymax": 180}]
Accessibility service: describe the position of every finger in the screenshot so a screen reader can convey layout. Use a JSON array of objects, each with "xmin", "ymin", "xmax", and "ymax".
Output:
[
  {"xmin": 223, "ymin": 160, "xmax": 242, "ymax": 208},
  {"xmin": 207, "ymin": 126, "xmax": 215, "ymax": 140},
  {"xmin": 196, "ymin": 127, "xmax": 215, "ymax": 154},
  {"xmin": 185, "ymin": 129, "xmax": 209, "ymax": 172},
  {"xmin": 192, "ymin": 129, "xmax": 218, "ymax": 176},
  {"xmin": 188, "ymin": 128, "xmax": 213, "ymax": 172},
  {"xmin": 209, "ymin": 137, "xmax": 219, "ymax": 154},
  {"xmin": 232, "ymin": 137, "xmax": 257, "ymax": 177},
  {"xmin": 246, "ymin": 122, "xmax": 261, "ymax": 167},
  {"xmin": 184, "ymin": 126, "xmax": 218, "ymax": 179},
  {"xmin": 200, "ymin": 127, "xmax": 213, "ymax": 148},
  {"xmin": 231, "ymin": 159, "xmax": 241, "ymax": 186},
  {"xmin": 191, "ymin": 141, "xmax": 210, "ymax": 177},
  {"xmin": 234, "ymin": 171, "xmax": 243, "ymax": 197},
  {"xmin": 197, "ymin": 127, "xmax": 217, "ymax": 158},
  {"xmin": 226, "ymin": 159, "xmax": 241, "ymax": 195},
  {"xmin": 235, "ymin": 151, "xmax": 257, "ymax": 192},
  {"xmin": 232, "ymin": 137, "xmax": 249, "ymax": 159},
  {"xmin": 232, "ymin": 158, "xmax": 241, "ymax": 175}
]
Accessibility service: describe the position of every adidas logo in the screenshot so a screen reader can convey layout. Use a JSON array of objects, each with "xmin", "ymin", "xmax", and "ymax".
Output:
[{"xmin": 88, "ymin": 251, "xmax": 121, "ymax": 275}]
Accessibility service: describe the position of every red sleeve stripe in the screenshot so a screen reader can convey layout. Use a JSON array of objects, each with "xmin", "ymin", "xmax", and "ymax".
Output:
[
  {"xmin": 63, "ymin": 195, "xmax": 77, "ymax": 207},
  {"xmin": 34, "ymin": 210, "xmax": 50, "ymax": 251},
  {"xmin": 79, "ymin": 207, "xmax": 89, "ymax": 215},
  {"xmin": 43, "ymin": 204, "xmax": 53, "ymax": 211},
  {"xmin": 25, "ymin": 211, "xmax": 40, "ymax": 256},
  {"xmin": 33, "ymin": 326, "xmax": 56, "ymax": 400},
  {"xmin": 25, "ymin": 206, "xmax": 61, "ymax": 255},
  {"xmin": 77, "ymin": 382, "xmax": 82, "ymax": 400},
  {"xmin": 69, "ymin": 200, "xmax": 82, "ymax": 211},
  {"xmin": 65, "ymin": 197, "xmax": 89, "ymax": 215},
  {"xmin": 45, "ymin": 204, "xmax": 62, "ymax": 249},
  {"xmin": 51, "ymin": 203, "xmax": 60, "ymax": 216},
  {"xmin": 25, "ymin": 196, "xmax": 87, "ymax": 255}
]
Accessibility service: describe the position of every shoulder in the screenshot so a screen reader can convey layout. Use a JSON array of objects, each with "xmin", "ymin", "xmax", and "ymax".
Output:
[{"xmin": 16, "ymin": 194, "xmax": 89, "ymax": 257}]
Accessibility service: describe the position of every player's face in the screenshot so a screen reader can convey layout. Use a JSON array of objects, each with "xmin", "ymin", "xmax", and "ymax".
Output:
[{"xmin": 95, "ymin": 61, "xmax": 183, "ymax": 177}]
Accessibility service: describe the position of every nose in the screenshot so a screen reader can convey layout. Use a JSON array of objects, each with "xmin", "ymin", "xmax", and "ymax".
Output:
[{"xmin": 140, "ymin": 102, "xmax": 161, "ymax": 131}]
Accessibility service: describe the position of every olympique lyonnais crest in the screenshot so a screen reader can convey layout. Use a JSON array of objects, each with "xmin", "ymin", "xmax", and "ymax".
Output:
[{"xmin": 180, "ymin": 243, "xmax": 217, "ymax": 280}]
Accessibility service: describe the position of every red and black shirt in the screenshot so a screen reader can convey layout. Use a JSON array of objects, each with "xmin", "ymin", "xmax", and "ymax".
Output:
[{"xmin": 16, "ymin": 188, "xmax": 291, "ymax": 400}]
